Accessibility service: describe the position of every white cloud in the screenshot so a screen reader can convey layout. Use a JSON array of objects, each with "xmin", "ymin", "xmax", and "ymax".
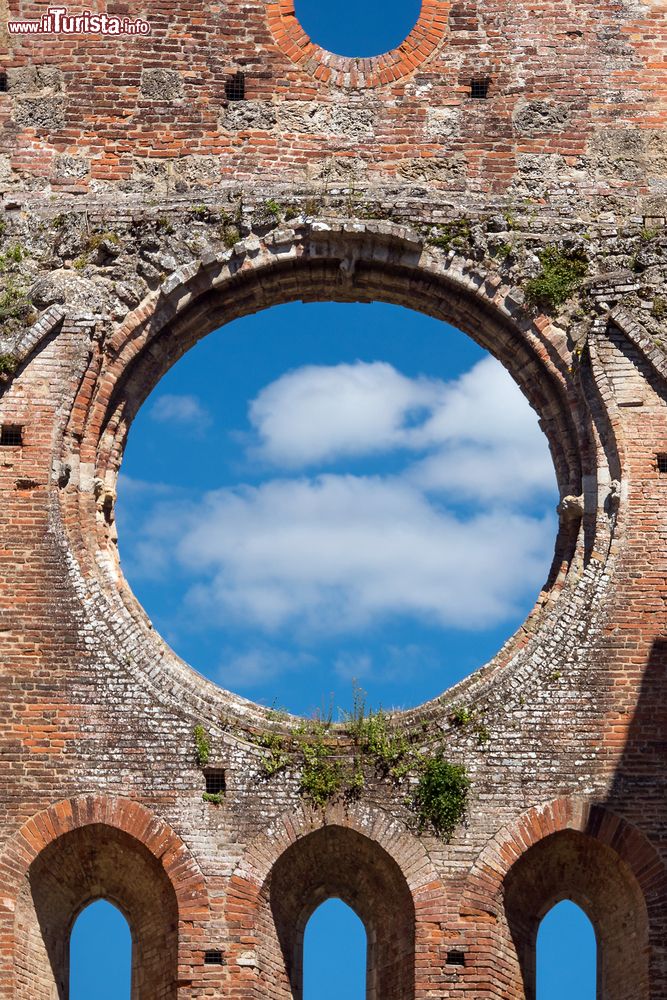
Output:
[
  {"xmin": 119, "ymin": 356, "xmax": 559, "ymax": 666},
  {"xmin": 408, "ymin": 440, "xmax": 555, "ymax": 504},
  {"xmin": 116, "ymin": 474, "xmax": 178, "ymax": 499},
  {"xmin": 149, "ymin": 393, "xmax": 211, "ymax": 427},
  {"xmin": 248, "ymin": 357, "xmax": 556, "ymax": 503},
  {"xmin": 249, "ymin": 361, "xmax": 444, "ymax": 467},
  {"xmin": 142, "ymin": 474, "xmax": 555, "ymax": 635},
  {"xmin": 334, "ymin": 651, "xmax": 375, "ymax": 681}
]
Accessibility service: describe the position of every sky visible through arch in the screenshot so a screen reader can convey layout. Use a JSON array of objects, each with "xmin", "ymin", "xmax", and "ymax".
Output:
[
  {"xmin": 294, "ymin": 0, "xmax": 421, "ymax": 57},
  {"xmin": 72, "ymin": 2, "xmax": 594, "ymax": 996},
  {"xmin": 116, "ymin": 300, "xmax": 558, "ymax": 718}
]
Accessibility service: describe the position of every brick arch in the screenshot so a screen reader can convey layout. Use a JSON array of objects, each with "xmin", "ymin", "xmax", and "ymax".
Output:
[
  {"xmin": 51, "ymin": 219, "xmax": 614, "ymax": 728},
  {"xmin": 0, "ymin": 796, "xmax": 208, "ymax": 1000},
  {"xmin": 235, "ymin": 800, "xmax": 441, "ymax": 890},
  {"xmin": 461, "ymin": 797, "xmax": 666, "ymax": 915},
  {"xmin": 459, "ymin": 798, "xmax": 666, "ymax": 1000},
  {"xmin": 228, "ymin": 802, "xmax": 444, "ymax": 1000}
]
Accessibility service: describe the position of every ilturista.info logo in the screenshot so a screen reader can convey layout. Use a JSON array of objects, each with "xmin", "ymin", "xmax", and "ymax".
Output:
[{"xmin": 8, "ymin": 6, "xmax": 151, "ymax": 34}]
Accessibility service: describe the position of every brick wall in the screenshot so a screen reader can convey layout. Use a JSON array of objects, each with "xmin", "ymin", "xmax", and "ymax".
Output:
[{"xmin": 1, "ymin": 0, "xmax": 666, "ymax": 996}]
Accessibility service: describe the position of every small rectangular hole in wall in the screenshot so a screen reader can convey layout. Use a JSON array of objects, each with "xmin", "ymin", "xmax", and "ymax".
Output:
[
  {"xmin": 470, "ymin": 77, "xmax": 490, "ymax": 99},
  {"xmin": 0, "ymin": 73, "xmax": 7, "ymax": 93},
  {"xmin": 0, "ymin": 425, "xmax": 23, "ymax": 446},
  {"xmin": 225, "ymin": 71, "xmax": 245, "ymax": 102},
  {"xmin": 447, "ymin": 950, "xmax": 466, "ymax": 967},
  {"xmin": 204, "ymin": 950, "xmax": 224, "ymax": 966},
  {"xmin": 204, "ymin": 769, "xmax": 226, "ymax": 795},
  {"xmin": 657, "ymin": 453, "xmax": 667, "ymax": 473}
]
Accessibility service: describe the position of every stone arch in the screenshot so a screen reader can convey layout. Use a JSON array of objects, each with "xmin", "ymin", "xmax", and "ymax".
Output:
[
  {"xmin": 459, "ymin": 798, "xmax": 665, "ymax": 1000},
  {"xmin": 228, "ymin": 802, "xmax": 444, "ymax": 1000},
  {"xmin": 52, "ymin": 220, "xmax": 616, "ymax": 727},
  {"xmin": 0, "ymin": 796, "xmax": 208, "ymax": 1000}
]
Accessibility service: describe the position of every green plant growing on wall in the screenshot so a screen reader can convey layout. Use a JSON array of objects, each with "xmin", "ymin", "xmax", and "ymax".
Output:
[
  {"xmin": 640, "ymin": 225, "xmax": 662, "ymax": 242},
  {"xmin": 492, "ymin": 241, "xmax": 513, "ymax": 261},
  {"xmin": 240, "ymin": 683, "xmax": 474, "ymax": 835},
  {"xmin": 257, "ymin": 729, "xmax": 290, "ymax": 777},
  {"xmin": 265, "ymin": 198, "xmax": 281, "ymax": 221},
  {"xmin": 651, "ymin": 296, "xmax": 667, "ymax": 320},
  {"xmin": 525, "ymin": 245, "xmax": 588, "ymax": 311},
  {"xmin": 450, "ymin": 705, "xmax": 473, "ymax": 728},
  {"xmin": 86, "ymin": 230, "xmax": 120, "ymax": 251},
  {"xmin": 0, "ymin": 278, "xmax": 32, "ymax": 323},
  {"xmin": 299, "ymin": 735, "xmax": 345, "ymax": 807},
  {"xmin": 449, "ymin": 704, "xmax": 490, "ymax": 745},
  {"xmin": 476, "ymin": 724, "xmax": 490, "ymax": 746},
  {"xmin": 217, "ymin": 204, "xmax": 243, "ymax": 248},
  {"xmin": 352, "ymin": 708, "xmax": 412, "ymax": 777},
  {"xmin": 0, "ymin": 353, "xmax": 17, "ymax": 376},
  {"xmin": 191, "ymin": 203, "xmax": 212, "ymax": 220},
  {"xmin": 202, "ymin": 791, "xmax": 224, "ymax": 805},
  {"xmin": 428, "ymin": 219, "xmax": 472, "ymax": 254},
  {"xmin": 220, "ymin": 224, "xmax": 241, "ymax": 249},
  {"xmin": 348, "ymin": 758, "xmax": 365, "ymax": 796},
  {"xmin": 194, "ymin": 724, "xmax": 211, "ymax": 767},
  {"xmin": 303, "ymin": 196, "xmax": 321, "ymax": 217},
  {"xmin": 412, "ymin": 756, "xmax": 470, "ymax": 840},
  {"xmin": 503, "ymin": 210, "xmax": 518, "ymax": 231},
  {"xmin": 0, "ymin": 244, "xmax": 25, "ymax": 269}
]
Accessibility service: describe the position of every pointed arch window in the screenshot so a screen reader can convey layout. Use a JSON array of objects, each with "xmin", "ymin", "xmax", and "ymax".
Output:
[
  {"xmin": 70, "ymin": 900, "xmax": 131, "ymax": 1000},
  {"xmin": 303, "ymin": 898, "xmax": 366, "ymax": 1000},
  {"xmin": 537, "ymin": 899, "xmax": 596, "ymax": 1000}
]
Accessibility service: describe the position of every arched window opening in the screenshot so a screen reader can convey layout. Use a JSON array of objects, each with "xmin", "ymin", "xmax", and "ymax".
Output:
[
  {"xmin": 15, "ymin": 823, "xmax": 179, "ymax": 1000},
  {"xmin": 266, "ymin": 825, "xmax": 415, "ymax": 1000},
  {"xmin": 303, "ymin": 898, "xmax": 366, "ymax": 1000},
  {"xmin": 537, "ymin": 900, "xmax": 596, "ymax": 1000},
  {"xmin": 116, "ymin": 300, "xmax": 559, "ymax": 717},
  {"xmin": 70, "ymin": 899, "xmax": 131, "ymax": 1000},
  {"xmin": 293, "ymin": 0, "xmax": 421, "ymax": 58},
  {"xmin": 504, "ymin": 828, "xmax": 649, "ymax": 1000}
]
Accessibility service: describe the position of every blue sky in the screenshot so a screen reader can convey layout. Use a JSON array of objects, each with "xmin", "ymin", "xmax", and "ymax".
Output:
[
  {"xmin": 70, "ymin": 3, "xmax": 595, "ymax": 995},
  {"xmin": 294, "ymin": 0, "xmax": 421, "ymax": 56},
  {"xmin": 117, "ymin": 302, "xmax": 557, "ymax": 717}
]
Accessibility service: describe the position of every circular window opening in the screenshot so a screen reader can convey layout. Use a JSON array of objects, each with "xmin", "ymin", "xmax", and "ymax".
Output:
[
  {"xmin": 293, "ymin": 0, "xmax": 422, "ymax": 58},
  {"xmin": 115, "ymin": 301, "xmax": 559, "ymax": 717}
]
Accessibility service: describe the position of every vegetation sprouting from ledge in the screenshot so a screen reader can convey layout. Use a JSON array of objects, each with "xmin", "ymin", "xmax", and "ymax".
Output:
[
  {"xmin": 193, "ymin": 724, "xmax": 211, "ymax": 767},
  {"xmin": 237, "ymin": 685, "xmax": 475, "ymax": 840},
  {"xmin": 0, "ymin": 353, "xmax": 18, "ymax": 376},
  {"xmin": 525, "ymin": 245, "xmax": 588, "ymax": 311},
  {"xmin": 412, "ymin": 756, "xmax": 470, "ymax": 839}
]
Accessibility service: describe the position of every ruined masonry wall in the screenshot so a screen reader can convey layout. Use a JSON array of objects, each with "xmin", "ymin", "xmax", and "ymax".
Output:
[{"xmin": 0, "ymin": 0, "xmax": 667, "ymax": 998}]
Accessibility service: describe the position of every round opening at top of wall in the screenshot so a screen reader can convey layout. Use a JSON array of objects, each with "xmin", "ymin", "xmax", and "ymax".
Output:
[{"xmin": 267, "ymin": 0, "xmax": 448, "ymax": 88}]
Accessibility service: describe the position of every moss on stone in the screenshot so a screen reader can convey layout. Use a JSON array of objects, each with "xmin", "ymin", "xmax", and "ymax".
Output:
[{"xmin": 525, "ymin": 245, "xmax": 588, "ymax": 311}]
